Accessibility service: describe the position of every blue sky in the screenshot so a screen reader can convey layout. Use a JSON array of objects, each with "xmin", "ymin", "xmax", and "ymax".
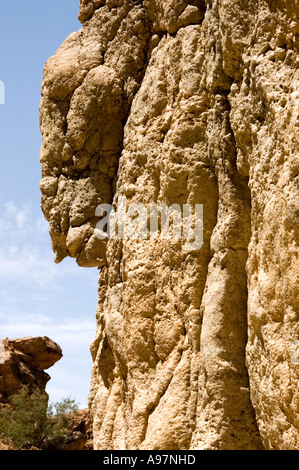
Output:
[{"xmin": 0, "ymin": 1, "xmax": 99, "ymax": 408}]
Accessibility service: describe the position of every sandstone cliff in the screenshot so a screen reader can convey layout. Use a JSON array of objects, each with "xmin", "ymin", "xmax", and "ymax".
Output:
[{"xmin": 39, "ymin": 0, "xmax": 299, "ymax": 450}]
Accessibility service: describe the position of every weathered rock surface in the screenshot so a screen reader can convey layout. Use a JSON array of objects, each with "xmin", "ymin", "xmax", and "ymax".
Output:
[
  {"xmin": 63, "ymin": 408, "xmax": 93, "ymax": 450},
  {"xmin": 0, "ymin": 337, "xmax": 62, "ymax": 400},
  {"xmin": 40, "ymin": 0, "xmax": 299, "ymax": 450}
]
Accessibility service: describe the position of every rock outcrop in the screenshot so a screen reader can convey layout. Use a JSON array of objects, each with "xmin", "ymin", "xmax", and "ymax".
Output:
[
  {"xmin": 39, "ymin": 0, "xmax": 299, "ymax": 450},
  {"xmin": 0, "ymin": 337, "xmax": 62, "ymax": 400},
  {"xmin": 63, "ymin": 408, "xmax": 93, "ymax": 450},
  {"xmin": 0, "ymin": 337, "xmax": 94, "ymax": 451}
]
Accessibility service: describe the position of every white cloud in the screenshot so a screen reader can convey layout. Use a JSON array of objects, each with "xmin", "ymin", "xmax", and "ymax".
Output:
[
  {"xmin": 0, "ymin": 312, "xmax": 95, "ymax": 349},
  {"xmin": 0, "ymin": 310, "xmax": 96, "ymax": 408},
  {"xmin": 0, "ymin": 199, "xmax": 99, "ymax": 408},
  {"xmin": 0, "ymin": 201, "xmax": 55, "ymax": 285},
  {"xmin": 0, "ymin": 199, "xmax": 98, "ymax": 288},
  {"xmin": 1, "ymin": 201, "xmax": 34, "ymax": 235}
]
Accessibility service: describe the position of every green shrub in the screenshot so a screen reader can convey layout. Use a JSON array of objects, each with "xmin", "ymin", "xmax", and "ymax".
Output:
[{"xmin": 0, "ymin": 386, "xmax": 79, "ymax": 450}]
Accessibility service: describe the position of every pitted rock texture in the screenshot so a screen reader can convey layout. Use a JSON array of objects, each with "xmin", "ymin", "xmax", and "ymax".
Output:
[{"xmin": 40, "ymin": 0, "xmax": 299, "ymax": 450}]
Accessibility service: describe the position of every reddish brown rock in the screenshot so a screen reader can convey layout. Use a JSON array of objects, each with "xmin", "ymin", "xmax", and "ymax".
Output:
[
  {"xmin": 0, "ymin": 337, "xmax": 62, "ymax": 401},
  {"xmin": 63, "ymin": 409, "xmax": 93, "ymax": 450}
]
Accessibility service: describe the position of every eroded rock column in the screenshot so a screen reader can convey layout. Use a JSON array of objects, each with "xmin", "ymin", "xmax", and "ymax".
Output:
[{"xmin": 40, "ymin": 0, "xmax": 299, "ymax": 450}]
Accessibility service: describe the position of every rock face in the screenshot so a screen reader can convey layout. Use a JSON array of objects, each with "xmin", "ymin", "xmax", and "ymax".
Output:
[
  {"xmin": 63, "ymin": 409, "xmax": 93, "ymax": 451},
  {"xmin": 0, "ymin": 337, "xmax": 62, "ymax": 400},
  {"xmin": 40, "ymin": 0, "xmax": 299, "ymax": 450}
]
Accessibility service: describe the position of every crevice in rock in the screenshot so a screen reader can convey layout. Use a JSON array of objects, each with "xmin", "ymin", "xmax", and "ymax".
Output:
[
  {"xmin": 40, "ymin": 0, "xmax": 299, "ymax": 451},
  {"xmin": 191, "ymin": 82, "xmax": 263, "ymax": 449}
]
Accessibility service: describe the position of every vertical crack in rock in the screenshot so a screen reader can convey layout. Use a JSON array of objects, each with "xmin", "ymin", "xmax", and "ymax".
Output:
[
  {"xmin": 40, "ymin": 0, "xmax": 299, "ymax": 450},
  {"xmin": 191, "ymin": 91, "xmax": 263, "ymax": 450}
]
